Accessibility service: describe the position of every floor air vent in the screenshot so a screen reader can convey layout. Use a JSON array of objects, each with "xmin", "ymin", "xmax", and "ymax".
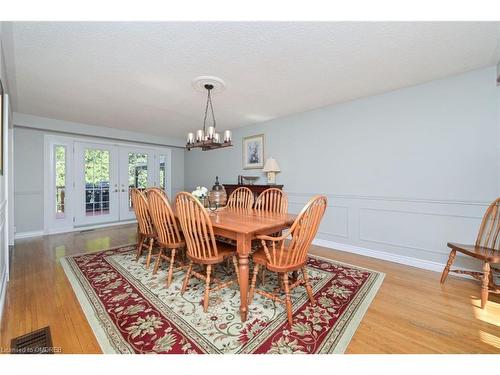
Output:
[{"xmin": 11, "ymin": 326, "xmax": 54, "ymax": 354}]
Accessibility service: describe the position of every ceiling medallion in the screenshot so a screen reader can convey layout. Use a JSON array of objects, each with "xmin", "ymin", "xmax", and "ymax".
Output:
[{"xmin": 186, "ymin": 77, "xmax": 232, "ymax": 151}]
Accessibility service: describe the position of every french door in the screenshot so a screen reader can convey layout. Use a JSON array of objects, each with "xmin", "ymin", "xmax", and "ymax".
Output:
[
  {"xmin": 73, "ymin": 141, "xmax": 171, "ymax": 226},
  {"xmin": 74, "ymin": 142, "xmax": 120, "ymax": 225},
  {"xmin": 118, "ymin": 147, "xmax": 155, "ymax": 221},
  {"xmin": 118, "ymin": 147, "xmax": 171, "ymax": 220},
  {"xmin": 45, "ymin": 135, "xmax": 172, "ymax": 232}
]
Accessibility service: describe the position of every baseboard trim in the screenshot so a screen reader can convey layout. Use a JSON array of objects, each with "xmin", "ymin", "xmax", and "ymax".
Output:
[
  {"xmin": 312, "ymin": 238, "xmax": 476, "ymax": 279},
  {"xmin": 54, "ymin": 220, "xmax": 137, "ymax": 235},
  {"xmin": 0, "ymin": 268, "xmax": 8, "ymax": 326},
  {"xmin": 15, "ymin": 220, "xmax": 137, "ymax": 240},
  {"xmin": 14, "ymin": 230, "xmax": 45, "ymax": 240}
]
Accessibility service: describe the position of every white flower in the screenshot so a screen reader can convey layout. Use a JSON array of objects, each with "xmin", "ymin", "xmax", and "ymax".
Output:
[{"xmin": 192, "ymin": 186, "xmax": 208, "ymax": 198}]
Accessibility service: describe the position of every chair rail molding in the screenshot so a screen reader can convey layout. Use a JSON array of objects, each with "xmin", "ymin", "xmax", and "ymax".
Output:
[{"xmin": 286, "ymin": 192, "xmax": 491, "ymax": 207}]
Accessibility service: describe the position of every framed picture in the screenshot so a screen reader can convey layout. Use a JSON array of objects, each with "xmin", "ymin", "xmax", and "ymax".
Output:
[
  {"xmin": 242, "ymin": 134, "xmax": 264, "ymax": 169},
  {"xmin": 0, "ymin": 78, "xmax": 3, "ymax": 175}
]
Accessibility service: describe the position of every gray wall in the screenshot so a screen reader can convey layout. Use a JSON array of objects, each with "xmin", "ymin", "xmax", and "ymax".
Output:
[
  {"xmin": 13, "ymin": 127, "xmax": 44, "ymax": 233},
  {"xmin": 185, "ymin": 67, "xmax": 500, "ymax": 270},
  {"xmin": 13, "ymin": 125, "xmax": 185, "ymax": 234}
]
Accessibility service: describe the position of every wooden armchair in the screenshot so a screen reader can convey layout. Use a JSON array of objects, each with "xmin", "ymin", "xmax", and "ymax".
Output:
[
  {"xmin": 147, "ymin": 189, "xmax": 186, "ymax": 287},
  {"xmin": 130, "ymin": 188, "xmax": 157, "ymax": 269},
  {"xmin": 226, "ymin": 186, "xmax": 254, "ymax": 209},
  {"xmin": 175, "ymin": 192, "xmax": 240, "ymax": 312},
  {"xmin": 248, "ymin": 195, "xmax": 328, "ymax": 325},
  {"xmin": 441, "ymin": 198, "xmax": 500, "ymax": 308}
]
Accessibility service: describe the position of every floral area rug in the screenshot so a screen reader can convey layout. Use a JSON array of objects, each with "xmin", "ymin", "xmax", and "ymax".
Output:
[{"xmin": 60, "ymin": 245, "xmax": 384, "ymax": 354}]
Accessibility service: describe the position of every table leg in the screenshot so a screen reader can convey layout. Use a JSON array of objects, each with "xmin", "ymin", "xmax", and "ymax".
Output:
[{"xmin": 237, "ymin": 233, "xmax": 251, "ymax": 322}]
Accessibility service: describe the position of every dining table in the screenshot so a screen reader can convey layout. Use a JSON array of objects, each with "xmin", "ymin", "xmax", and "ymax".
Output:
[{"xmin": 175, "ymin": 205, "xmax": 296, "ymax": 322}]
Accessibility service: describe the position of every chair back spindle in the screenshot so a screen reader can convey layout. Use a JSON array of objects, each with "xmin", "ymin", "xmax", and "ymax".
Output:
[
  {"xmin": 175, "ymin": 192, "xmax": 219, "ymax": 261},
  {"xmin": 226, "ymin": 187, "xmax": 254, "ymax": 209},
  {"xmin": 145, "ymin": 187, "xmax": 168, "ymax": 198},
  {"xmin": 147, "ymin": 189, "xmax": 182, "ymax": 246},
  {"xmin": 255, "ymin": 188, "xmax": 288, "ymax": 214},
  {"xmin": 475, "ymin": 198, "xmax": 500, "ymax": 251}
]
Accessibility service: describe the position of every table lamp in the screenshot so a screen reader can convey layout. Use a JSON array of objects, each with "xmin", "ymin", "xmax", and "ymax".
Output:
[{"xmin": 263, "ymin": 157, "xmax": 280, "ymax": 184}]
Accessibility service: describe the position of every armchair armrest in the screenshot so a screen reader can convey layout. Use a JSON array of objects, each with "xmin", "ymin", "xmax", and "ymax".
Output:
[{"xmin": 256, "ymin": 233, "xmax": 288, "ymax": 243}]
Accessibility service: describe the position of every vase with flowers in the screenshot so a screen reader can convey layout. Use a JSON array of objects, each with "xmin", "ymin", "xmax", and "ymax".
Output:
[{"xmin": 192, "ymin": 186, "xmax": 209, "ymax": 207}]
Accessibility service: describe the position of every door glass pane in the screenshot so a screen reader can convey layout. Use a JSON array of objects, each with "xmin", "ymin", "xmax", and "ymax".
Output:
[
  {"xmin": 84, "ymin": 149, "xmax": 110, "ymax": 216},
  {"xmin": 128, "ymin": 153, "xmax": 148, "ymax": 210},
  {"xmin": 159, "ymin": 154, "xmax": 166, "ymax": 190},
  {"xmin": 55, "ymin": 145, "xmax": 66, "ymax": 219}
]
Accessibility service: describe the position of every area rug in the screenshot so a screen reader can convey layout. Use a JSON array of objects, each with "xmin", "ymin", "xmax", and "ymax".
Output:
[{"xmin": 60, "ymin": 245, "xmax": 384, "ymax": 354}]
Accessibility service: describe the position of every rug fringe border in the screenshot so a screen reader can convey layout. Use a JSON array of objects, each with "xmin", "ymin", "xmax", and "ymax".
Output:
[
  {"xmin": 331, "ymin": 271, "xmax": 385, "ymax": 353},
  {"xmin": 60, "ymin": 256, "xmax": 119, "ymax": 354},
  {"xmin": 309, "ymin": 253, "xmax": 385, "ymax": 276},
  {"xmin": 309, "ymin": 253, "xmax": 386, "ymax": 353},
  {"xmin": 60, "ymin": 243, "xmax": 137, "ymax": 259}
]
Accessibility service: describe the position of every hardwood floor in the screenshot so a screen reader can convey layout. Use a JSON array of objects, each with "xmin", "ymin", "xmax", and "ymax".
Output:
[{"xmin": 1, "ymin": 224, "xmax": 499, "ymax": 353}]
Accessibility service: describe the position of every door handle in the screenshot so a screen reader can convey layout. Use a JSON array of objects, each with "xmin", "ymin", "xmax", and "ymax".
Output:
[
  {"xmin": 113, "ymin": 189, "xmax": 118, "ymax": 193},
  {"xmin": 121, "ymin": 189, "xmax": 126, "ymax": 192}
]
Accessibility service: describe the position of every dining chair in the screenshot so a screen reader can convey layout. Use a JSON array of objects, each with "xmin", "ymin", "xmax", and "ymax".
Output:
[
  {"xmin": 441, "ymin": 197, "xmax": 500, "ymax": 308},
  {"xmin": 255, "ymin": 188, "xmax": 288, "ymax": 214},
  {"xmin": 248, "ymin": 195, "xmax": 327, "ymax": 326},
  {"xmin": 147, "ymin": 189, "xmax": 186, "ymax": 287},
  {"xmin": 175, "ymin": 192, "xmax": 240, "ymax": 312},
  {"xmin": 130, "ymin": 188, "xmax": 157, "ymax": 269},
  {"xmin": 226, "ymin": 186, "xmax": 254, "ymax": 209}
]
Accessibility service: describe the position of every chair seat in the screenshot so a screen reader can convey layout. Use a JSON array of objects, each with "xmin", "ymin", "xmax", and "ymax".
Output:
[
  {"xmin": 187, "ymin": 241, "xmax": 237, "ymax": 265},
  {"xmin": 448, "ymin": 242, "xmax": 500, "ymax": 262},
  {"xmin": 158, "ymin": 240, "xmax": 185, "ymax": 249},
  {"xmin": 252, "ymin": 247, "xmax": 306, "ymax": 272}
]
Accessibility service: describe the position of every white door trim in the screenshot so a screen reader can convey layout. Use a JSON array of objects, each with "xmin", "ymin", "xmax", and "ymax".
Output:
[{"xmin": 44, "ymin": 135, "xmax": 75, "ymax": 233}]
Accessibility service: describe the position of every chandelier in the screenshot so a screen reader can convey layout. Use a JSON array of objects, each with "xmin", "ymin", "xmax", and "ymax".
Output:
[{"xmin": 186, "ymin": 82, "xmax": 232, "ymax": 151}]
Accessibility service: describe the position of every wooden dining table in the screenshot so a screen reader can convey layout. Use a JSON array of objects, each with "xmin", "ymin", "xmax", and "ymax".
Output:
[{"xmin": 175, "ymin": 205, "xmax": 296, "ymax": 322}]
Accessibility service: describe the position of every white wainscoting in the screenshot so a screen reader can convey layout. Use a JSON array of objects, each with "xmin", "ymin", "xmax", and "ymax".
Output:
[
  {"xmin": 0, "ymin": 199, "xmax": 8, "ymax": 323},
  {"xmin": 12, "ymin": 191, "xmax": 489, "ymax": 276},
  {"xmin": 13, "ymin": 190, "xmax": 44, "ymax": 237},
  {"xmin": 287, "ymin": 192, "xmax": 488, "ymax": 273}
]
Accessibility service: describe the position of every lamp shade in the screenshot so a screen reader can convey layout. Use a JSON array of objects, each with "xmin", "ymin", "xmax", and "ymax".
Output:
[{"xmin": 263, "ymin": 158, "xmax": 280, "ymax": 172}]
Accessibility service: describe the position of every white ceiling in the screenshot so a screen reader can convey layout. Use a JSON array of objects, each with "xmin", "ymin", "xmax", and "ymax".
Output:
[{"xmin": 4, "ymin": 22, "xmax": 500, "ymax": 138}]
